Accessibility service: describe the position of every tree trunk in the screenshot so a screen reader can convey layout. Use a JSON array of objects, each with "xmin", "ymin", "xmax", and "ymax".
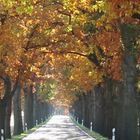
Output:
[
  {"xmin": 13, "ymin": 84, "xmax": 23, "ymax": 135},
  {"xmin": 119, "ymin": 24, "xmax": 140, "ymax": 140},
  {"xmin": 81, "ymin": 94, "xmax": 85, "ymax": 122},
  {"xmin": 94, "ymin": 85, "xmax": 105, "ymax": 135},
  {"xmin": 84, "ymin": 94, "xmax": 90, "ymax": 128},
  {"xmin": 24, "ymin": 85, "xmax": 34, "ymax": 129},
  {"xmin": 5, "ymin": 98, "xmax": 12, "ymax": 139},
  {"xmin": 103, "ymin": 78, "xmax": 114, "ymax": 138},
  {"xmin": 33, "ymin": 93, "xmax": 38, "ymax": 125},
  {"xmin": 0, "ymin": 76, "xmax": 12, "ymax": 139},
  {"xmin": 38, "ymin": 101, "xmax": 42, "ymax": 123},
  {"xmin": 0, "ymin": 100, "xmax": 6, "ymax": 140}
]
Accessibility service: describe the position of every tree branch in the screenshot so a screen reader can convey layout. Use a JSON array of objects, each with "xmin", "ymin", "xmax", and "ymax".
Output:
[
  {"xmin": 24, "ymin": 24, "xmax": 39, "ymax": 51},
  {"xmin": 42, "ymin": 50, "xmax": 88, "ymax": 57}
]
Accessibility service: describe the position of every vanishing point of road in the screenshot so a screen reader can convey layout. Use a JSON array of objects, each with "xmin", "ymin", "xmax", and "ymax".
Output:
[{"xmin": 23, "ymin": 115, "xmax": 96, "ymax": 140}]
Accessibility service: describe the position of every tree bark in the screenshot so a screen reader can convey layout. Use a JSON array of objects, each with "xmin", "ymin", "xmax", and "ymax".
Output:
[
  {"xmin": 33, "ymin": 93, "xmax": 38, "ymax": 125},
  {"xmin": 81, "ymin": 94, "xmax": 85, "ymax": 122},
  {"xmin": 0, "ymin": 100, "xmax": 6, "ymax": 140},
  {"xmin": 119, "ymin": 24, "xmax": 140, "ymax": 140},
  {"xmin": 0, "ymin": 76, "xmax": 12, "ymax": 139},
  {"xmin": 0, "ymin": 75, "xmax": 18, "ymax": 139},
  {"xmin": 5, "ymin": 98, "xmax": 12, "ymax": 139},
  {"xmin": 24, "ymin": 85, "xmax": 34, "ymax": 129},
  {"xmin": 13, "ymin": 83, "xmax": 23, "ymax": 135}
]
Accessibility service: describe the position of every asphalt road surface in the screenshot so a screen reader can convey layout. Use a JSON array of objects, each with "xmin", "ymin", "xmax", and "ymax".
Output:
[{"xmin": 23, "ymin": 115, "xmax": 96, "ymax": 140}]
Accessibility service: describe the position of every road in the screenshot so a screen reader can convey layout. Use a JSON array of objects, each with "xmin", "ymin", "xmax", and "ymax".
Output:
[{"xmin": 23, "ymin": 115, "xmax": 96, "ymax": 140}]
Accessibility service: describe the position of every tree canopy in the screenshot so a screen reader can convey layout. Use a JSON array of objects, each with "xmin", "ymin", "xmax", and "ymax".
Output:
[{"xmin": 0, "ymin": 0, "xmax": 140, "ymax": 108}]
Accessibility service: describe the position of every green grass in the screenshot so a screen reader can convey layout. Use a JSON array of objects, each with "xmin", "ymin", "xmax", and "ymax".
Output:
[
  {"xmin": 71, "ymin": 117, "xmax": 109, "ymax": 140},
  {"xmin": 7, "ymin": 117, "xmax": 52, "ymax": 140}
]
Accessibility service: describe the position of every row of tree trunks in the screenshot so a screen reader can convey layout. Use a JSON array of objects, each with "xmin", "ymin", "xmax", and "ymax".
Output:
[
  {"xmin": 23, "ymin": 85, "xmax": 53, "ymax": 131},
  {"xmin": 33, "ymin": 96, "xmax": 48, "ymax": 125},
  {"xmin": 71, "ymin": 24, "xmax": 140, "ymax": 140},
  {"xmin": 71, "ymin": 77, "xmax": 139, "ymax": 140},
  {"xmin": 0, "ymin": 81, "xmax": 53, "ymax": 139}
]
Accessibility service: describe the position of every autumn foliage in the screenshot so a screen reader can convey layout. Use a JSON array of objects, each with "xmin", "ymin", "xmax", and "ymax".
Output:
[{"xmin": 0, "ymin": 0, "xmax": 139, "ymax": 108}]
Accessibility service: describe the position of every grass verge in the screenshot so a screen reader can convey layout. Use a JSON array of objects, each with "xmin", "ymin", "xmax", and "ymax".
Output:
[
  {"xmin": 7, "ymin": 116, "xmax": 52, "ymax": 140},
  {"xmin": 71, "ymin": 117, "xmax": 109, "ymax": 140}
]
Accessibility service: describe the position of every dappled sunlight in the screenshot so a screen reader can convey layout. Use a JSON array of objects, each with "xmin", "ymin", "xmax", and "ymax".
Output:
[{"xmin": 23, "ymin": 115, "xmax": 95, "ymax": 140}]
